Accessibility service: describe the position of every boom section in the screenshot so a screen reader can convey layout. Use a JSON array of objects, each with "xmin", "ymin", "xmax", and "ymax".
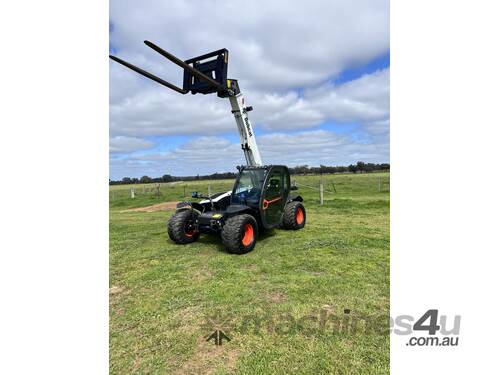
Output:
[{"xmin": 229, "ymin": 94, "xmax": 262, "ymax": 166}]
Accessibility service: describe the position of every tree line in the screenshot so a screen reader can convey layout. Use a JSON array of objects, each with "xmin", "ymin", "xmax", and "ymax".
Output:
[
  {"xmin": 290, "ymin": 161, "xmax": 389, "ymax": 175},
  {"xmin": 109, "ymin": 161, "xmax": 390, "ymax": 185}
]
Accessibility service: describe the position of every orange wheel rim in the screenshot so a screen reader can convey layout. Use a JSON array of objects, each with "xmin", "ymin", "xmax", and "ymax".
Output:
[
  {"xmin": 242, "ymin": 224, "xmax": 254, "ymax": 246},
  {"xmin": 296, "ymin": 208, "xmax": 304, "ymax": 225},
  {"xmin": 185, "ymin": 221, "xmax": 195, "ymax": 237}
]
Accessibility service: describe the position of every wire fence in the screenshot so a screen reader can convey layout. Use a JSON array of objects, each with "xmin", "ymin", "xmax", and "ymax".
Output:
[
  {"xmin": 109, "ymin": 180, "xmax": 235, "ymax": 202},
  {"xmin": 109, "ymin": 174, "xmax": 390, "ymax": 205},
  {"xmin": 292, "ymin": 174, "xmax": 390, "ymax": 204}
]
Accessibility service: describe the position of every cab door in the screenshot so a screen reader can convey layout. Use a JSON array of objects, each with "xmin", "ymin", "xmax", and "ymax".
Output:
[{"xmin": 260, "ymin": 166, "xmax": 290, "ymax": 228}]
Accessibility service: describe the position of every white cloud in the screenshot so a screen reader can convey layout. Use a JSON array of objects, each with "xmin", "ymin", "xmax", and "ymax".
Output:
[
  {"xmin": 305, "ymin": 68, "xmax": 390, "ymax": 123},
  {"xmin": 109, "ymin": 0, "xmax": 389, "ymax": 178},
  {"xmin": 109, "ymin": 136, "xmax": 154, "ymax": 153},
  {"xmin": 250, "ymin": 68, "xmax": 390, "ymax": 131},
  {"xmin": 110, "ymin": 68, "xmax": 389, "ymax": 138},
  {"xmin": 109, "ymin": 88, "xmax": 233, "ymax": 137},
  {"xmin": 110, "ymin": 0, "xmax": 389, "ymax": 91},
  {"xmin": 110, "ymin": 129, "xmax": 388, "ymax": 178},
  {"xmin": 109, "ymin": 68, "xmax": 390, "ymax": 177}
]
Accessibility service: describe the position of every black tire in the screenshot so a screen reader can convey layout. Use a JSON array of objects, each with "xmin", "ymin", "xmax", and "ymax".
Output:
[
  {"xmin": 221, "ymin": 214, "xmax": 258, "ymax": 254},
  {"xmin": 167, "ymin": 210, "xmax": 200, "ymax": 244},
  {"xmin": 282, "ymin": 201, "xmax": 306, "ymax": 230}
]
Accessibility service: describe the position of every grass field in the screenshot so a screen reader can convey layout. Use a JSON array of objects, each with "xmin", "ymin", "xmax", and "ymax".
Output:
[{"xmin": 109, "ymin": 172, "xmax": 390, "ymax": 374}]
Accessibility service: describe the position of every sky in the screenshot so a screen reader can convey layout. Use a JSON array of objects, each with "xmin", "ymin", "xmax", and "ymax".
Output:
[{"xmin": 109, "ymin": 0, "xmax": 389, "ymax": 180}]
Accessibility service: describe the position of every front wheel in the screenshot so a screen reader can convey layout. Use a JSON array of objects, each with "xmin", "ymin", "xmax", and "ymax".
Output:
[
  {"xmin": 282, "ymin": 201, "xmax": 306, "ymax": 230},
  {"xmin": 168, "ymin": 210, "xmax": 200, "ymax": 244},
  {"xmin": 221, "ymin": 214, "xmax": 258, "ymax": 254}
]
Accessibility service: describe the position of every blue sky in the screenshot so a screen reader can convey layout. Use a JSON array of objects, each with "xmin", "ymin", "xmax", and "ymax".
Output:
[{"xmin": 109, "ymin": 0, "xmax": 389, "ymax": 180}]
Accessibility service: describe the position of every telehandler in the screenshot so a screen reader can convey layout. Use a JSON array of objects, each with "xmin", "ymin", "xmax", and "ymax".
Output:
[{"xmin": 110, "ymin": 41, "xmax": 306, "ymax": 253}]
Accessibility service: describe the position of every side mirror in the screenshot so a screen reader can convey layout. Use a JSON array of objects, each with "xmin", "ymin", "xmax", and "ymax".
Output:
[
  {"xmin": 191, "ymin": 192, "xmax": 199, "ymax": 198},
  {"xmin": 290, "ymin": 185, "xmax": 298, "ymax": 191}
]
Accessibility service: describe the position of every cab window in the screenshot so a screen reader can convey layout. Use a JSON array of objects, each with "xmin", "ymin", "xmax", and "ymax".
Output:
[{"xmin": 231, "ymin": 169, "xmax": 266, "ymax": 205}]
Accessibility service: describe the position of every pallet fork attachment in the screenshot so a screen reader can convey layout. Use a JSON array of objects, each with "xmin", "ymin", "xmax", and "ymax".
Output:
[
  {"xmin": 143, "ymin": 41, "xmax": 227, "ymax": 94},
  {"xmin": 110, "ymin": 40, "xmax": 261, "ymax": 166},
  {"xmin": 109, "ymin": 54, "xmax": 188, "ymax": 94},
  {"xmin": 110, "ymin": 41, "xmax": 229, "ymax": 96}
]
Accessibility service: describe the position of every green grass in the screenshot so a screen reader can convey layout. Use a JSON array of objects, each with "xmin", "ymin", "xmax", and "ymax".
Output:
[{"xmin": 110, "ymin": 172, "xmax": 390, "ymax": 374}]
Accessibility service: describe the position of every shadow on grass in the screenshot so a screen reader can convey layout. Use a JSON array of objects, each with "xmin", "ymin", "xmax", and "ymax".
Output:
[
  {"xmin": 193, "ymin": 228, "xmax": 279, "ymax": 254},
  {"xmin": 195, "ymin": 234, "xmax": 227, "ymax": 253}
]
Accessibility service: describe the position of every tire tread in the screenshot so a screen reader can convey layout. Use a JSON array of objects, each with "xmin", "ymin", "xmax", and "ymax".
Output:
[
  {"xmin": 167, "ymin": 210, "xmax": 199, "ymax": 244},
  {"xmin": 282, "ymin": 201, "xmax": 306, "ymax": 230},
  {"xmin": 221, "ymin": 214, "xmax": 258, "ymax": 254}
]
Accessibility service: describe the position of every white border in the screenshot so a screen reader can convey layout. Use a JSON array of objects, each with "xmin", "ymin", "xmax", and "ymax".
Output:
[
  {"xmin": 391, "ymin": 0, "xmax": 500, "ymax": 373},
  {"xmin": 1, "ymin": 0, "xmax": 500, "ymax": 373},
  {"xmin": 0, "ymin": 1, "xmax": 108, "ymax": 373}
]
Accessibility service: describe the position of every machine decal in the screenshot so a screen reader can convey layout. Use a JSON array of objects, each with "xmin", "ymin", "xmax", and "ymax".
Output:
[{"xmin": 262, "ymin": 196, "xmax": 282, "ymax": 210}]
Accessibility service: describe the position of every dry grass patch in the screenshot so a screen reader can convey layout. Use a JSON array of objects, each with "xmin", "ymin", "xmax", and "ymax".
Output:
[
  {"xmin": 175, "ymin": 338, "xmax": 240, "ymax": 375},
  {"xmin": 121, "ymin": 201, "xmax": 179, "ymax": 213},
  {"xmin": 267, "ymin": 291, "xmax": 287, "ymax": 304}
]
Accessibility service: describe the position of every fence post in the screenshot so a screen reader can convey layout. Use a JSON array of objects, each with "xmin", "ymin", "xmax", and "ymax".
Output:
[
  {"xmin": 378, "ymin": 176, "xmax": 381, "ymax": 192},
  {"xmin": 208, "ymin": 182, "xmax": 211, "ymax": 197},
  {"xmin": 156, "ymin": 184, "xmax": 160, "ymax": 198},
  {"xmin": 319, "ymin": 181, "xmax": 324, "ymax": 205},
  {"xmin": 130, "ymin": 187, "xmax": 135, "ymax": 199}
]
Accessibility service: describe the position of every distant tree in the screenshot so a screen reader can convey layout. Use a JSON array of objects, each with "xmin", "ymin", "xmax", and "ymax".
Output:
[
  {"xmin": 364, "ymin": 163, "xmax": 375, "ymax": 173},
  {"xmin": 109, "ymin": 162, "xmax": 390, "ymax": 185},
  {"xmin": 162, "ymin": 174, "xmax": 173, "ymax": 183},
  {"xmin": 356, "ymin": 161, "xmax": 366, "ymax": 173},
  {"xmin": 319, "ymin": 165, "xmax": 329, "ymax": 174}
]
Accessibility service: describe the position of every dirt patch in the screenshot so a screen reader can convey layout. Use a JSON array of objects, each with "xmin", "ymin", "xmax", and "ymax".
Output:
[
  {"xmin": 194, "ymin": 269, "xmax": 213, "ymax": 282},
  {"xmin": 267, "ymin": 291, "xmax": 287, "ymax": 304},
  {"xmin": 242, "ymin": 264, "xmax": 258, "ymax": 271},
  {"xmin": 109, "ymin": 285, "xmax": 125, "ymax": 295},
  {"xmin": 175, "ymin": 337, "xmax": 240, "ymax": 375},
  {"xmin": 122, "ymin": 201, "xmax": 180, "ymax": 213},
  {"xmin": 321, "ymin": 304, "xmax": 337, "ymax": 314},
  {"xmin": 132, "ymin": 355, "xmax": 141, "ymax": 372},
  {"xmin": 174, "ymin": 306, "xmax": 203, "ymax": 335},
  {"xmin": 109, "ymin": 285, "xmax": 128, "ymax": 306}
]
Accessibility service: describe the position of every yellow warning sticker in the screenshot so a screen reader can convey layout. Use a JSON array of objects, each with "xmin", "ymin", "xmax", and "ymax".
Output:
[{"xmin": 212, "ymin": 214, "xmax": 222, "ymax": 218}]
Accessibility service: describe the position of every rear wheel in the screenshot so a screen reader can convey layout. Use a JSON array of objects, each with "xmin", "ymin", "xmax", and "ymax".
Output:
[
  {"xmin": 221, "ymin": 214, "xmax": 258, "ymax": 254},
  {"xmin": 168, "ymin": 210, "xmax": 200, "ymax": 244},
  {"xmin": 282, "ymin": 201, "xmax": 306, "ymax": 230}
]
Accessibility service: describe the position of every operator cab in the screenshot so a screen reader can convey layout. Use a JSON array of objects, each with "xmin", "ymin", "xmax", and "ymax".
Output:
[
  {"xmin": 230, "ymin": 165, "xmax": 290, "ymax": 229},
  {"xmin": 231, "ymin": 168, "xmax": 266, "ymax": 208}
]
